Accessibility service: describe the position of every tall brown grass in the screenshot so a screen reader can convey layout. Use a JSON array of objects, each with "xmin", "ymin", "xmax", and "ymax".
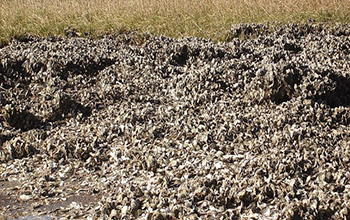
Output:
[{"xmin": 1, "ymin": 0, "xmax": 350, "ymax": 45}]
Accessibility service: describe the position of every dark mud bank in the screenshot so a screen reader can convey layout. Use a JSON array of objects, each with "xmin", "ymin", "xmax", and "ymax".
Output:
[{"xmin": 1, "ymin": 23, "xmax": 350, "ymax": 219}]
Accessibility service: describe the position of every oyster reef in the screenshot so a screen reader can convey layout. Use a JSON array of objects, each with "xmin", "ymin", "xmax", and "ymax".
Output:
[{"xmin": 1, "ymin": 23, "xmax": 350, "ymax": 219}]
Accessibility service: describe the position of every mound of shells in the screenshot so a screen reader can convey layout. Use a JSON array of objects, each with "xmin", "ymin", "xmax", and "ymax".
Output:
[{"xmin": 1, "ymin": 23, "xmax": 350, "ymax": 219}]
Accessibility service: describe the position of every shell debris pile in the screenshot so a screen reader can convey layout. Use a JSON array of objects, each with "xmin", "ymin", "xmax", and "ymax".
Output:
[{"xmin": 0, "ymin": 23, "xmax": 350, "ymax": 219}]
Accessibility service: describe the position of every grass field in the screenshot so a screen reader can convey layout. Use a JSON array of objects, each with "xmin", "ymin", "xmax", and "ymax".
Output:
[{"xmin": 1, "ymin": 0, "xmax": 350, "ymax": 46}]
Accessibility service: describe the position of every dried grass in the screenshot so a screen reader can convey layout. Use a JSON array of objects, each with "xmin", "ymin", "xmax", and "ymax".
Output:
[{"xmin": 0, "ymin": 0, "xmax": 350, "ymax": 45}]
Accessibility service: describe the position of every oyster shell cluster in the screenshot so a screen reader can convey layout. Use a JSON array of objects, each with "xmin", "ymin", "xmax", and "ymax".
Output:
[{"xmin": 0, "ymin": 23, "xmax": 350, "ymax": 219}]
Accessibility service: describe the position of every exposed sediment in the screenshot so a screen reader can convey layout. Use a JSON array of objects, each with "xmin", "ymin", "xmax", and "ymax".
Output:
[{"xmin": 1, "ymin": 23, "xmax": 350, "ymax": 219}]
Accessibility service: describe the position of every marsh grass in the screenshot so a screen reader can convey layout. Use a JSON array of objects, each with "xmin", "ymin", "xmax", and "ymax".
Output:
[{"xmin": 1, "ymin": 0, "xmax": 350, "ymax": 46}]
